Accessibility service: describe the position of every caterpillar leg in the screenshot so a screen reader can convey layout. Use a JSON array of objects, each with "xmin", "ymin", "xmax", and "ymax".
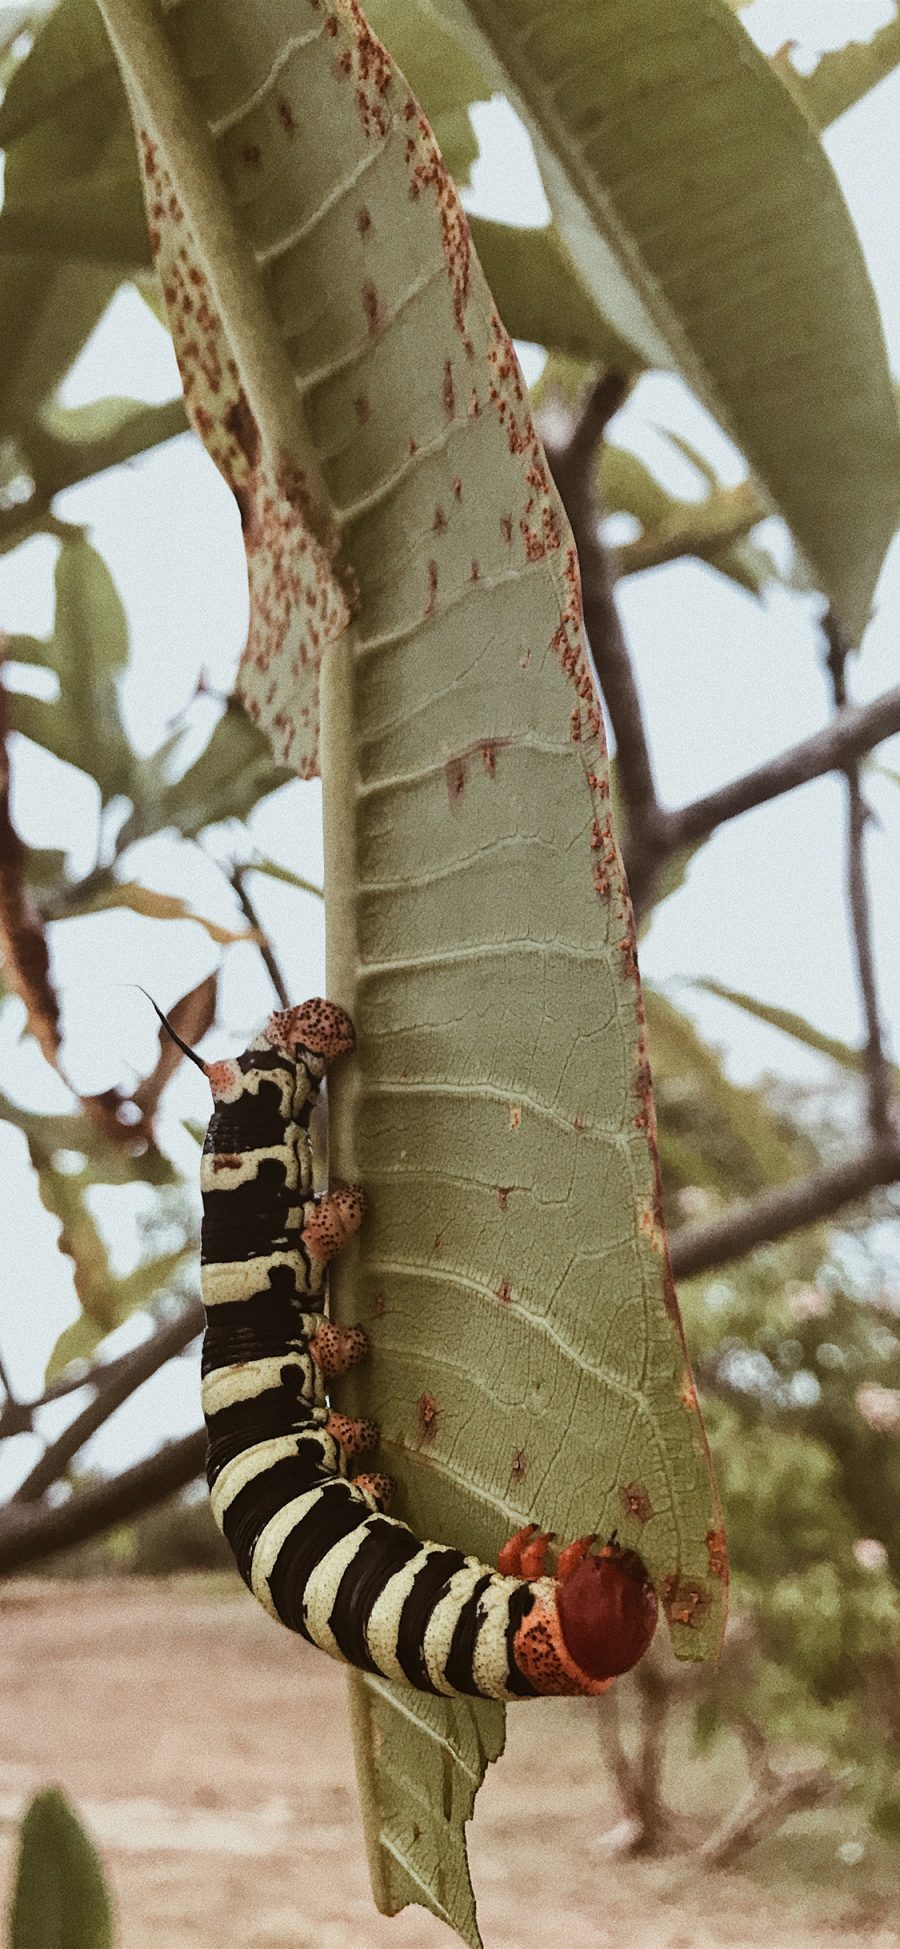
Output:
[
  {"xmin": 556, "ymin": 1534, "xmax": 598, "ymax": 1581},
  {"xmin": 498, "ymin": 1524, "xmax": 555, "ymax": 1578},
  {"xmin": 301, "ymin": 1184, "xmax": 366, "ymax": 1262}
]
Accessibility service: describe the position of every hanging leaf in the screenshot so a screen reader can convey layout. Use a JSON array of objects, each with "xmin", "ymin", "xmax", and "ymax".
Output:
[
  {"xmin": 123, "ymin": 702, "xmax": 292, "ymax": 846},
  {"xmin": 451, "ymin": 0, "xmax": 900, "ymax": 640},
  {"xmin": 9, "ymin": 1788, "xmax": 114, "ymax": 1949},
  {"xmin": 8, "ymin": 534, "xmax": 133, "ymax": 804},
  {"xmin": 98, "ymin": 1, "xmax": 725, "ymax": 1942},
  {"xmin": 467, "ymin": 216, "xmax": 642, "ymax": 369},
  {"xmin": 71, "ymin": 879, "xmax": 255, "ymax": 945},
  {"xmin": 132, "ymin": 970, "xmax": 218, "ymax": 1118}
]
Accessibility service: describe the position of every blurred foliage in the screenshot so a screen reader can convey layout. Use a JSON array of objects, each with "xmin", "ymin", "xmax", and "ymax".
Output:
[{"xmin": 679, "ymin": 1230, "xmax": 900, "ymax": 1839}]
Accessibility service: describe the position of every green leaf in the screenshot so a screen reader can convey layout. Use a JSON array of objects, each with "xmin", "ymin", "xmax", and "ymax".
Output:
[
  {"xmin": 0, "ymin": 0, "xmax": 129, "ymax": 428},
  {"xmin": 694, "ymin": 978, "xmax": 900, "ymax": 1087},
  {"xmin": 125, "ymin": 703, "xmax": 292, "ymax": 845},
  {"xmin": 99, "ymin": 2, "xmax": 725, "ymax": 1941},
  {"xmin": 247, "ymin": 856, "xmax": 323, "ymax": 899},
  {"xmin": 45, "ymin": 1313, "xmax": 106, "ymax": 1382},
  {"xmin": 646, "ymin": 988, "xmax": 814, "ymax": 1200},
  {"xmin": 9, "ymin": 534, "xmax": 132, "ymax": 803},
  {"xmin": 772, "ymin": 15, "xmax": 900, "ymax": 131},
  {"xmin": 467, "ymin": 217, "xmax": 641, "ymax": 368},
  {"xmin": 9, "ymin": 1788, "xmax": 114, "ymax": 1949},
  {"xmin": 452, "ymin": 0, "xmax": 900, "ymax": 640}
]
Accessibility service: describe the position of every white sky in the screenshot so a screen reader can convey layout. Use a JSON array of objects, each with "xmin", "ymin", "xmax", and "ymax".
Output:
[{"xmin": 0, "ymin": 0, "xmax": 898, "ymax": 1487}]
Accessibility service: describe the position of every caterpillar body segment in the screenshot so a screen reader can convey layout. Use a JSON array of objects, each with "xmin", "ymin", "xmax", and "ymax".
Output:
[{"xmin": 198, "ymin": 999, "xmax": 658, "ymax": 1698}]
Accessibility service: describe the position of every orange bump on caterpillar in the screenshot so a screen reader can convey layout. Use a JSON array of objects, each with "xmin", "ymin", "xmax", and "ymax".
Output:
[
  {"xmin": 266, "ymin": 998, "xmax": 355, "ymax": 1061},
  {"xmin": 301, "ymin": 1185, "xmax": 366, "ymax": 1262},
  {"xmin": 326, "ymin": 1412, "xmax": 379, "ymax": 1457},
  {"xmin": 309, "ymin": 1321, "xmax": 369, "ymax": 1376},
  {"xmin": 353, "ymin": 1472, "xmax": 395, "ymax": 1509}
]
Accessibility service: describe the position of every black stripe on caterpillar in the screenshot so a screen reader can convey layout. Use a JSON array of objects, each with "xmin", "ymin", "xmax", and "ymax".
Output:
[{"xmin": 181, "ymin": 998, "xmax": 657, "ymax": 1699}]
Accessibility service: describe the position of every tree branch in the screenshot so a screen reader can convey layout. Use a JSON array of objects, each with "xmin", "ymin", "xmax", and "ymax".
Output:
[
  {"xmin": 544, "ymin": 375, "xmax": 667, "ymax": 849},
  {"xmin": 668, "ymin": 684, "xmax": 900, "ymax": 852},
  {"xmin": 231, "ymin": 864, "xmax": 290, "ymax": 1009},
  {"xmin": 10, "ymin": 1300, "xmax": 204, "ymax": 1504},
  {"xmin": 0, "ymin": 1430, "xmax": 206, "ymax": 1576},
  {"xmin": 614, "ymin": 478, "xmax": 765, "ymax": 580},
  {"xmin": 823, "ymin": 614, "xmax": 896, "ymax": 1144},
  {"xmin": 670, "ymin": 1138, "xmax": 900, "ymax": 1280}
]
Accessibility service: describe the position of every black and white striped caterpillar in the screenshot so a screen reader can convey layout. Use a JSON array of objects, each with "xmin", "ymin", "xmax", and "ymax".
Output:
[{"xmin": 176, "ymin": 998, "xmax": 657, "ymax": 1699}]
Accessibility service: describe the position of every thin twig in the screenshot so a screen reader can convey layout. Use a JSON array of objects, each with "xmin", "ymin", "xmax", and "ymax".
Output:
[
  {"xmin": 544, "ymin": 375, "xmax": 666, "ymax": 855},
  {"xmin": 670, "ymin": 1138, "xmax": 900, "ymax": 1280},
  {"xmin": 231, "ymin": 864, "xmax": 290, "ymax": 1009},
  {"xmin": 823, "ymin": 613, "xmax": 896, "ymax": 1143},
  {"xmin": 11, "ymin": 1300, "xmax": 204, "ymax": 1503},
  {"xmin": 669, "ymin": 684, "xmax": 900, "ymax": 852},
  {"xmin": 0, "ymin": 1430, "xmax": 207, "ymax": 1575}
]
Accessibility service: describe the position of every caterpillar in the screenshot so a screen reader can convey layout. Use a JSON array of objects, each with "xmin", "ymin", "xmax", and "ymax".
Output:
[{"xmin": 176, "ymin": 997, "xmax": 657, "ymax": 1699}]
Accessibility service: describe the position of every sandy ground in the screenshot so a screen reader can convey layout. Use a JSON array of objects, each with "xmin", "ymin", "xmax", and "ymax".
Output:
[{"xmin": 1, "ymin": 1579, "xmax": 898, "ymax": 1949}]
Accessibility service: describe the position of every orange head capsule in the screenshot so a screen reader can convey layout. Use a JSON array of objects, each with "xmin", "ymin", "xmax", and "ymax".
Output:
[{"xmin": 555, "ymin": 1540, "xmax": 657, "ymax": 1681}]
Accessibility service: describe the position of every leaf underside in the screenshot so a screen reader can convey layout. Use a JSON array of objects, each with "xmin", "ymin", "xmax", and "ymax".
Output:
[{"xmin": 98, "ymin": 1, "xmax": 725, "ymax": 1941}]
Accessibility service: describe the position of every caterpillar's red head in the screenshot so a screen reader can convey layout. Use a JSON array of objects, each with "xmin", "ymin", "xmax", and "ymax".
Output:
[
  {"xmin": 266, "ymin": 999, "xmax": 355, "ymax": 1064},
  {"xmin": 556, "ymin": 1539, "xmax": 657, "ymax": 1681}
]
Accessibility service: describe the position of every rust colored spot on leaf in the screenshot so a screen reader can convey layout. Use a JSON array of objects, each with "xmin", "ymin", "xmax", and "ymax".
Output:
[
  {"xmin": 425, "ymin": 559, "xmax": 438, "ymax": 618},
  {"xmin": 496, "ymin": 1186, "xmax": 511, "ymax": 1211},
  {"xmin": 224, "ymin": 391, "xmax": 261, "ymax": 469},
  {"xmin": 501, "ymin": 514, "xmax": 513, "ymax": 545},
  {"xmin": 452, "ymin": 476, "xmax": 462, "ymax": 502},
  {"xmin": 445, "ymin": 754, "xmax": 466, "ymax": 804},
  {"xmin": 662, "ymin": 1575, "xmax": 712, "ymax": 1631},
  {"xmin": 361, "ymin": 281, "xmax": 381, "ymax": 334},
  {"xmin": 276, "ymin": 96, "xmax": 296, "ymax": 136},
  {"xmin": 496, "ymin": 1279, "xmax": 512, "ymax": 1304},
  {"xmin": 357, "ymin": 206, "xmax": 372, "ymax": 236},
  {"xmin": 354, "ymin": 395, "xmax": 370, "ymax": 424},
  {"xmin": 442, "ymin": 359, "xmax": 455, "ymax": 419},
  {"xmin": 481, "ymin": 740, "xmax": 497, "ymax": 776},
  {"xmin": 510, "ymin": 1449, "xmax": 527, "ymax": 1485},
  {"xmin": 325, "ymin": 11, "xmax": 339, "ymax": 32},
  {"xmin": 416, "ymin": 1393, "xmax": 440, "ymax": 1444},
  {"xmin": 432, "ymin": 1233, "xmax": 443, "ymax": 1254},
  {"xmin": 241, "ymin": 142, "xmax": 263, "ymax": 171},
  {"xmin": 509, "ymin": 1104, "xmax": 522, "ymax": 1130},
  {"xmin": 432, "ymin": 505, "xmax": 447, "ymax": 534},
  {"xmin": 706, "ymin": 1527, "xmax": 728, "ymax": 1581},
  {"xmin": 620, "ymin": 1482, "xmax": 653, "ymax": 1525},
  {"xmin": 469, "ymin": 560, "xmax": 480, "ymax": 583}
]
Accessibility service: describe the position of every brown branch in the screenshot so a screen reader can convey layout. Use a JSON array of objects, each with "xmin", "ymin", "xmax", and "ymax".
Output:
[
  {"xmin": 670, "ymin": 1138, "xmax": 900, "ymax": 1280},
  {"xmin": 823, "ymin": 615, "xmax": 896, "ymax": 1144},
  {"xmin": 11, "ymin": 1299, "xmax": 203, "ymax": 1503},
  {"xmin": 697, "ymin": 1754, "xmax": 835, "ymax": 1869},
  {"xmin": 0, "ymin": 1430, "xmax": 207, "ymax": 1576},
  {"xmin": 544, "ymin": 376, "xmax": 666, "ymax": 851},
  {"xmin": 231, "ymin": 865, "xmax": 290, "ymax": 1009},
  {"xmin": 668, "ymin": 684, "xmax": 900, "ymax": 852}
]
